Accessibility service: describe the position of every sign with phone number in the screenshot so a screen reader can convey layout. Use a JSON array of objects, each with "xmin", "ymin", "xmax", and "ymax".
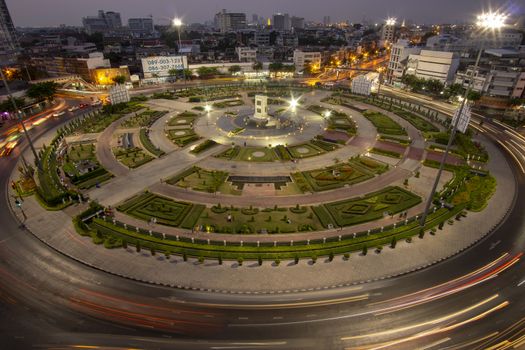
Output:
[{"xmin": 141, "ymin": 56, "xmax": 188, "ymax": 76}]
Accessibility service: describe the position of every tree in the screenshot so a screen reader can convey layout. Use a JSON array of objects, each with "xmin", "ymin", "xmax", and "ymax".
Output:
[
  {"xmin": 0, "ymin": 97, "xmax": 26, "ymax": 113},
  {"xmin": 252, "ymin": 61, "xmax": 263, "ymax": 72},
  {"xmin": 26, "ymin": 81, "xmax": 59, "ymax": 102},
  {"xmin": 112, "ymin": 75, "xmax": 127, "ymax": 84},
  {"xmin": 467, "ymin": 91, "xmax": 482, "ymax": 102},
  {"xmin": 168, "ymin": 68, "xmax": 179, "ymax": 77},
  {"xmin": 228, "ymin": 65, "xmax": 242, "ymax": 75},
  {"xmin": 391, "ymin": 237, "xmax": 397, "ymax": 249},
  {"xmin": 197, "ymin": 66, "xmax": 219, "ymax": 78},
  {"xmin": 425, "ymin": 79, "xmax": 444, "ymax": 95},
  {"xmin": 362, "ymin": 245, "xmax": 368, "ymax": 256},
  {"xmin": 269, "ymin": 62, "xmax": 284, "ymax": 72},
  {"xmin": 443, "ymin": 83, "xmax": 464, "ymax": 99}
]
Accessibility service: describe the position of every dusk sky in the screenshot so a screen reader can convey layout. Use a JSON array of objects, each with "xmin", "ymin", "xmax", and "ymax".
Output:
[{"xmin": 6, "ymin": 0, "xmax": 521, "ymax": 27}]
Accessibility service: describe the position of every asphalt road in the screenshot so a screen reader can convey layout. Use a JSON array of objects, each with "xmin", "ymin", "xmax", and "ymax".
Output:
[{"xmin": 0, "ymin": 98, "xmax": 525, "ymax": 349}]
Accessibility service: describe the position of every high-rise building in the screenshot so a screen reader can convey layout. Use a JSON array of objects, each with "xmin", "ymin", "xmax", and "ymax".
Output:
[
  {"xmin": 0, "ymin": 0, "xmax": 20, "ymax": 63},
  {"xmin": 386, "ymin": 39, "xmax": 422, "ymax": 85},
  {"xmin": 381, "ymin": 18, "xmax": 396, "ymax": 46},
  {"xmin": 273, "ymin": 13, "xmax": 291, "ymax": 31},
  {"xmin": 291, "ymin": 17, "xmax": 305, "ymax": 30},
  {"xmin": 83, "ymin": 10, "xmax": 122, "ymax": 34},
  {"xmin": 215, "ymin": 9, "xmax": 246, "ymax": 33},
  {"xmin": 323, "ymin": 16, "xmax": 331, "ymax": 26},
  {"xmin": 128, "ymin": 17, "xmax": 154, "ymax": 35}
]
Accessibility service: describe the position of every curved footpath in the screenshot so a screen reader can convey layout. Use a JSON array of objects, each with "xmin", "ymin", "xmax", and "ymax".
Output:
[
  {"xmin": 8, "ymin": 132, "xmax": 515, "ymax": 293},
  {"xmin": 88, "ymin": 95, "xmax": 424, "ymax": 207}
]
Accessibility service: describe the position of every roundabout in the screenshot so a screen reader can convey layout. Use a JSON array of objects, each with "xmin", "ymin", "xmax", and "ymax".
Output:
[{"xmin": 2, "ymin": 83, "xmax": 524, "ymax": 348}]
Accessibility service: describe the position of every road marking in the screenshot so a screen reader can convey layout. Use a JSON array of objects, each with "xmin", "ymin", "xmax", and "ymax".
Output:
[
  {"xmin": 518, "ymin": 280, "xmax": 525, "ymax": 287},
  {"xmin": 489, "ymin": 240, "xmax": 501, "ymax": 250},
  {"xmin": 418, "ymin": 337, "xmax": 451, "ymax": 350}
]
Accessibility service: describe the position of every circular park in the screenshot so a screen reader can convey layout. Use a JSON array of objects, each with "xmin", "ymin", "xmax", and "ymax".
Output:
[{"xmin": 9, "ymin": 82, "xmax": 511, "ymax": 290}]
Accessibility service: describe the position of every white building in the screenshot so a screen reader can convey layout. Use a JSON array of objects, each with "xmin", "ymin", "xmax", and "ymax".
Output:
[
  {"xmin": 109, "ymin": 84, "xmax": 130, "ymax": 105},
  {"xmin": 236, "ymin": 47, "xmax": 257, "ymax": 62},
  {"xmin": 406, "ymin": 50, "xmax": 459, "ymax": 84},
  {"xmin": 293, "ymin": 49, "xmax": 321, "ymax": 73},
  {"xmin": 214, "ymin": 9, "xmax": 246, "ymax": 32},
  {"xmin": 426, "ymin": 31, "xmax": 524, "ymax": 52},
  {"xmin": 351, "ymin": 72, "xmax": 379, "ymax": 96},
  {"xmin": 455, "ymin": 66, "xmax": 525, "ymax": 99},
  {"xmin": 380, "ymin": 20, "xmax": 396, "ymax": 47},
  {"xmin": 386, "ymin": 40, "xmax": 422, "ymax": 85}
]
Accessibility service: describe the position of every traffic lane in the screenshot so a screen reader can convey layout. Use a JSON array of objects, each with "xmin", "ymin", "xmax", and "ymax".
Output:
[{"xmin": 1, "ymin": 96, "xmax": 524, "ymax": 348}]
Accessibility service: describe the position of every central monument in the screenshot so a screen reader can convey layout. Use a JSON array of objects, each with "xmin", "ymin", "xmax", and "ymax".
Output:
[{"xmin": 249, "ymin": 95, "xmax": 278, "ymax": 128}]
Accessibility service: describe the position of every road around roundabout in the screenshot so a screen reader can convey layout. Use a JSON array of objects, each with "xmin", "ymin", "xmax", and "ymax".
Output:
[{"xmin": 1, "ymin": 87, "xmax": 525, "ymax": 349}]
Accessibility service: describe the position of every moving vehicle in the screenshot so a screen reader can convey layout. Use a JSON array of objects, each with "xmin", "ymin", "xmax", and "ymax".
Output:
[
  {"xmin": 68, "ymin": 106, "xmax": 79, "ymax": 112},
  {"xmin": 52, "ymin": 111, "xmax": 65, "ymax": 117}
]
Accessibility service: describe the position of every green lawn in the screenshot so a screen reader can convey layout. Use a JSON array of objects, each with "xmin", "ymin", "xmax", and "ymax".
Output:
[
  {"xmin": 167, "ymin": 129, "xmax": 201, "ymax": 147},
  {"xmin": 120, "ymin": 110, "xmax": 168, "ymax": 128},
  {"xmin": 168, "ymin": 167, "xmax": 228, "ymax": 193},
  {"xmin": 292, "ymin": 165, "xmax": 371, "ymax": 193},
  {"xmin": 362, "ymin": 110, "xmax": 407, "ymax": 136},
  {"xmin": 168, "ymin": 111, "xmax": 199, "ymax": 126},
  {"xmin": 288, "ymin": 143, "xmax": 326, "ymax": 159},
  {"xmin": 118, "ymin": 192, "xmax": 199, "ymax": 227},
  {"xmin": 113, "ymin": 147, "xmax": 154, "ymax": 168},
  {"xmin": 198, "ymin": 205, "xmax": 320, "ymax": 234},
  {"xmin": 292, "ymin": 157, "xmax": 387, "ymax": 193},
  {"xmin": 370, "ymin": 148, "xmax": 402, "ymax": 159},
  {"xmin": 139, "ymin": 128, "xmax": 165, "ymax": 157},
  {"xmin": 322, "ymin": 186, "xmax": 422, "ymax": 227},
  {"xmin": 308, "ymin": 105, "xmax": 357, "ymax": 135},
  {"xmin": 190, "ymin": 139, "xmax": 219, "ymax": 154},
  {"xmin": 216, "ymin": 146, "xmax": 279, "ymax": 162},
  {"xmin": 63, "ymin": 143, "xmax": 114, "ymax": 189},
  {"xmin": 212, "ymin": 99, "xmax": 244, "ymax": 109}
]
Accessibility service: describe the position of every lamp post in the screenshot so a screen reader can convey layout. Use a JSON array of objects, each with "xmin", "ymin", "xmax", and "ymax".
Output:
[
  {"xmin": 0, "ymin": 66, "xmax": 41, "ymax": 170},
  {"xmin": 419, "ymin": 11, "xmax": 506, "ymax": 228},
  {"xmin": 172, "ymin": 18, "xmax": 187, "ymax": 84}
]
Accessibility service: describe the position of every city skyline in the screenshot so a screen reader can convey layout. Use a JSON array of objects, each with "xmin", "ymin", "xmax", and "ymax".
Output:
[{"xmin": 6, "ymin": 0, "xmax": 521, "ymax": 27}]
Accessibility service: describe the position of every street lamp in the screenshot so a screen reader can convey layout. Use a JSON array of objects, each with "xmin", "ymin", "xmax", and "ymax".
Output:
[
  {"xmin": 204, "ymin": 105, "xmax": 212, "ymax": 113},
  {"xmin": 172, "ymin": 17, "xmax": 186, "ymax": 83},
  {"xmin": 289, "ymin": 97, "xmax": 299, "ymax": 110},
  {"xmin": 419, "ymin": 11, "xmax": 507, "ymax": 228}
]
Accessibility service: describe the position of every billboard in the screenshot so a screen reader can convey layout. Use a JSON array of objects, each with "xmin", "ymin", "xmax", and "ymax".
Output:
[
  {"xmin": 451, "ymin": 103, "xmax": 471, "ymax": 134},
  {"xmin": 141, "ymin": 56, "xmax": 188, "ymax": 78}
]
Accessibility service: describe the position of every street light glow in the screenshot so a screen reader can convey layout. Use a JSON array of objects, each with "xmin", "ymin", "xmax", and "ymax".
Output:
[
  {"xmin": 324, "ymin": 111, "xmax": 332, "ymax": 118},
  {"xmin": 172, "ymin": 18, "xmax": 183, "ymax": 27},
  {"xmin": 204, "ymin": 105, "xmax": 212, "ymax": 113},
  {"xmin": 476, "ymin": 12, "xmax": 507, "ymax": 30},
  {"xmin": 289, "ymin": 98, "xmax": 299, "ymax": 110},
  {"xmin": 386, "ymin": 18, "xmax": 397, "ymax": 26}
]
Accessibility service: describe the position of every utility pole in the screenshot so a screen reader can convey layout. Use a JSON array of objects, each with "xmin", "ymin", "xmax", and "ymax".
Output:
[{"xmin": 0, "ymin": 67, "xmax": 42, "ymax": 170}]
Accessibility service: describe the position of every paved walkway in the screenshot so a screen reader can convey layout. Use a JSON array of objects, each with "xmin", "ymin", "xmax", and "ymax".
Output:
[
  {"xmin": 9, "ymin": 132, "xmax": 515, "ymax": 293},
  {"xmin": 148, "ymin": 111, "xmax": 180, "ymax": 154},
  {"xmin": 95, "ymin": 109, "xmax": 149, "ymax": 177}
]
